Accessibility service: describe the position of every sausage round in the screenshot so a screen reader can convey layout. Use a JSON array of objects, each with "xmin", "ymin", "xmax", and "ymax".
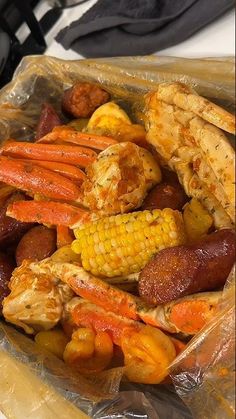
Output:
[
  {"xmin": 141, "ymin": 169, "xmax": 188, "ymax": 211},
  {"xmin": 0, "ymin": 192, "xmax": 33, "ymax": 249},
  {"xmin": 16, "ymin": 225, "xmax": 57, "ymax": 266},
  {"xmin": 0, "ymin": 252, "xmax": 15, "ymax": 309},
  {"xmin": 139, "ymin": 229, "xmax": 235, "ymax": 305},
  {"xmin": 141, "ymin": 182, "xmax": 188, "ymax": 211},
  {"xmin": 62, "ymin": 82, "xmax": 110, "ymax": 118},
  {"xmin": 35, "ymin": 102, "xmax": 62, "ymax": 140}
]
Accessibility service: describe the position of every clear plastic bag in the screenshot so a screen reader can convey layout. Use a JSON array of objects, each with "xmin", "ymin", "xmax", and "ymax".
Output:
[
  {"xmin": 0, "ymin": 55, "xmax": 235, "ymax": 418},
  {"xmin": 170, "ymin": 266, "xmax": 235, "ymax": 419}
]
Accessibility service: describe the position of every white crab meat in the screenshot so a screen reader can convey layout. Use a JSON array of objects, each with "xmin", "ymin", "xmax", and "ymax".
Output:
[
  {"xmin": 145, "ymin": 82, "xmax": 235, "ymax": 228},
  {"xmin": 2, "ymin": 260, "xmax": 74, "ymax": 334},
  {"xmin": 82, "ymin": 142, "xmax": 161, "ymax": 215}
]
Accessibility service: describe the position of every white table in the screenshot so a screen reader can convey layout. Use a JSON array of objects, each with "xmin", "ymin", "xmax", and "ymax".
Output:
[{"xmin": 1, "ymin": 3, "xmax": 235, "ymax": 419}]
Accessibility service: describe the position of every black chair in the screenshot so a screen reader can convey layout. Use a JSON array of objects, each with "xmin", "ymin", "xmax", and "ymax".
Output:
[{"xmin": 0, "ymin": 0, "xmax": 62, "ymax": 87}]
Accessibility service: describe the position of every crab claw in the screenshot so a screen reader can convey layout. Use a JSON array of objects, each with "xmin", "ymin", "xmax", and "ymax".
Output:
[
  {"xmin": 0, "ymin": 157, "xmax": 83, "ymax": 202},
  {"xmin": 139, "ymin": 291, "xmax": 222, "ymax": 335},
  {"xmin": 37, "ymin": 126, "xmax": 118, "ymax": 151},
  {"xmin": 0, "ymin": 141, "xmax": 97, "ymax": 168},
  {"xmin": 7, "ymin": 200, "xmax": 91, "ymax": 227},
  {"xmin": 17, "ymin": 159, "xmax": 87, "ymax": 184}
]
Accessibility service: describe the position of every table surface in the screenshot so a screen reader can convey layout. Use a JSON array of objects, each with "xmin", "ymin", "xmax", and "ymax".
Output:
[{"xmin": 1, "ymin": 2, "xmax": 235, "ymax": 419}]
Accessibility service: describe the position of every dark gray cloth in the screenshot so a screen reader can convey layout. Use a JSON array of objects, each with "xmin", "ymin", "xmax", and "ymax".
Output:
[{"xmin": 56, "ymin": 0, "xmax": 235, "ymax": 57}]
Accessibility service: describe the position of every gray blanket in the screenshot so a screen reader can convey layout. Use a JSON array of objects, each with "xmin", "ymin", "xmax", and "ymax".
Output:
[{"xmin": 56, "ymin": 0, "xmax": 235, "ymax": 57}]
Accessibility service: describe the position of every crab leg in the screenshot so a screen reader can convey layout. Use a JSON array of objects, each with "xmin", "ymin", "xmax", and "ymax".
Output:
[
  {"xmin": 17, "ymin": 159, "xmax": 86, "ymax": 183},
  {"xmin": 0, "ymin": 141, "xmax": 97, "ymax": 168},
  {"xmin": 71, "ymin": 300, "xmax": 186, "ymax": 353},
  {"xmin": 151, "ymin": 82, "xmax": 235, "ymax": 134},
  {"xmin": 37, "ymin": 126, "xmax": 118, "ymax": 150},
  {"xmin": 0, "ymin": 157, "xmax": 83, "ymax": 202},
  {"xmin": 7, "ymin": 201, "xmax": 90, "ymax": 227},
  {"xmin": 139, "ymin": 291, "xmax": 222, "ymax": 335},
  {"xmin": 30, "ymin": 261, "xmax": 141, "ymax": 320},
  {"xmin": 71, "ymin": 299, "xmax": 141, "ymax": 346},
  {"xmin": 29, "ymin": 260, "xmax": 220, "ymax": 335}
]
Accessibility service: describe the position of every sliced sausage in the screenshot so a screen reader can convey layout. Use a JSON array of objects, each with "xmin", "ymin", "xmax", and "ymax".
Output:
[
  {"xmin": 0, "ymin": 192, "xmax": 33, "ymax": 249},
  {"xmin": 35, "ymin": 102, "xmax": 62, "ymax": 140},
  {"xmin": 139, "ymin": 229, "xmax": 235, "ymax": 305},
  {"xmin": 141, "ymin": 169, "xmax": 188, "ymax": 211},
  {"xmin": 141, "ymin": 182, "xmax": 188, "ymax": 211},
  {"xmin": 16, "ymin": 225, "xmax": 57, "ymax": 266},
  {"xmin": 62, "ymin": 82, "xmax": 110, "ymax": 118}
]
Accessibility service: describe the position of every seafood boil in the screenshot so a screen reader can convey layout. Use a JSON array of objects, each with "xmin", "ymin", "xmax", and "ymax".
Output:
[{"xmin": 0, "ymin": 80, "xmax": 235, "ymax": 385}]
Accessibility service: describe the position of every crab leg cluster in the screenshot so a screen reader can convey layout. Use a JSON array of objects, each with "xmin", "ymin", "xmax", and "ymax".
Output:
[
  {"xmin": 0, "ymin": 157, "xmax": 83, "ymax": 202},
  {"xmin": 0, "ymin": 128, "xmax": 119, "ymax": 226},
  {"xmin": 30, "ymin": 260, "xmax": 221, "ymax": 336},
  {"xmin": 0, "ymin": 140, "xmax": 97, "ymax": 167}
]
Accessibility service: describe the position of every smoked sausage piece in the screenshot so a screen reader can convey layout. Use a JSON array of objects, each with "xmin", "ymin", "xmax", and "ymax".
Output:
[
  {"xmin": 141, "ymin": 182, "xmax": 188, "ymax": 211},
  {"xmin": 16, "ymin": 225, "xmax": 57, "ymax": 266},
  {"xmin": 62, "ymin": 82, "xmax": 110, "ymax": 118},
  {"xmin": 139, "ymin": 229, "xmax": 235, "ymax": 305},
  {"xmin": 141, "ymin": 169, "xmax": 188, "ymax": 211},
  {"xmin": 0, "ymin": 192, "xmax": 33, "ymax": 249},
  {"xmin": 35, "ymin": 103, "xmax": 62, "ymax": 140}
]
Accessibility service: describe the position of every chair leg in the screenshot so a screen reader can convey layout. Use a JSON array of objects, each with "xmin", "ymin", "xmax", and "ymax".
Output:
[
  {"xmin": 12, "ymin": 0, "xmax": 46, "ymax": 47},
  {"xmin": 0, "ymin": 15, "xmax": 19, "ymax": 44}
]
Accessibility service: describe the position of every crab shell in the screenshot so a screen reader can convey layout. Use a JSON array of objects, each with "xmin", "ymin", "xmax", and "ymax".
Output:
[{"xmin": 144, "ymin": 82, "xmax": 235, "ymax": 229}]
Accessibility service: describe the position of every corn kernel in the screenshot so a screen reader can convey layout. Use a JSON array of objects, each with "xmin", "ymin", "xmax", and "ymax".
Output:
[
  {"xmin": 94, "ymin": 243, "xmax": 101, "ymax": 254},
  {"xmin": 89, "ymin": 258, "xmax": 98, "ymax": 269},
  {"xmin": 89, "ymin": 224, "xmax": 97, "ymax": 234},
  {"xmin": 104, "ymin": 240, "xmax": 112, "ymax": 252},
  {"xmin": 93, "ymin": 232, "xmax": 100, "ymax": 244},
  {"xmin": 126, "ymin": 223, "xmax": 134, "ymax": 233},
  {"xmin": 162, "ymin": 223, "xmax": 170, "ymax": 233},
  {"xmin": 82, "ymin": 259, "xmax": 91, "ymax": 271},
  {"xmin": 98, "ymin": 230, "xmax": 106, "ymax": 242},
  {"xmin": 96, "ymin": 254, "xmax": 105, "ymax": 266}
]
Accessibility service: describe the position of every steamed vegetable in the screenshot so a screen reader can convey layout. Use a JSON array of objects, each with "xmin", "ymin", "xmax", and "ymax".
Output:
[{"xmin": 72, "ymin": 208, "xmax": 186, "ymax": 277}]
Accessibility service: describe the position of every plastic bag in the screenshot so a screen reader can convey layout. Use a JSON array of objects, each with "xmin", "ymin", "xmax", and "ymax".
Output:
[
  {"xmin": 0, "ymin": 55, "xmax": 235, "ymax": 419},
  {"xmin": 170, "ymin": 266, "xmax": 235, "ymax": 419},
  {"xmin": 0, "ymin": 322, "xmax": 123, "ymax": 418}
]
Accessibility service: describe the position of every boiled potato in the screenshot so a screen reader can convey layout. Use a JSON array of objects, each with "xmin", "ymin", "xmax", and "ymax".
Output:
[
  {"xmin": 183, "ymin": 198, "xmax": 213, "ymax": 242},
  {"xmin": 87, "ymin": 102, "xmax": 131, "ymax": 130},
  {"xmin": 87, "ymin": 102, "xmax": 146, "ymax": 144},
  {"xmin": 35, "ymin": 329, "xmax": 69, "ymax": 359}
]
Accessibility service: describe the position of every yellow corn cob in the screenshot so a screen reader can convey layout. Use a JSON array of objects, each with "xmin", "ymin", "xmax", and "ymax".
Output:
[{"xmin": 72, "ymin": 209, "xmax": 186, "ymax": 278}]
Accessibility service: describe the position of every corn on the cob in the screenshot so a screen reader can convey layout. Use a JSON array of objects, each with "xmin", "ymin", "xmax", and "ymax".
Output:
[{"xmin": 72, "ymin": 209, "xmax": 186, "ymax": 277}]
